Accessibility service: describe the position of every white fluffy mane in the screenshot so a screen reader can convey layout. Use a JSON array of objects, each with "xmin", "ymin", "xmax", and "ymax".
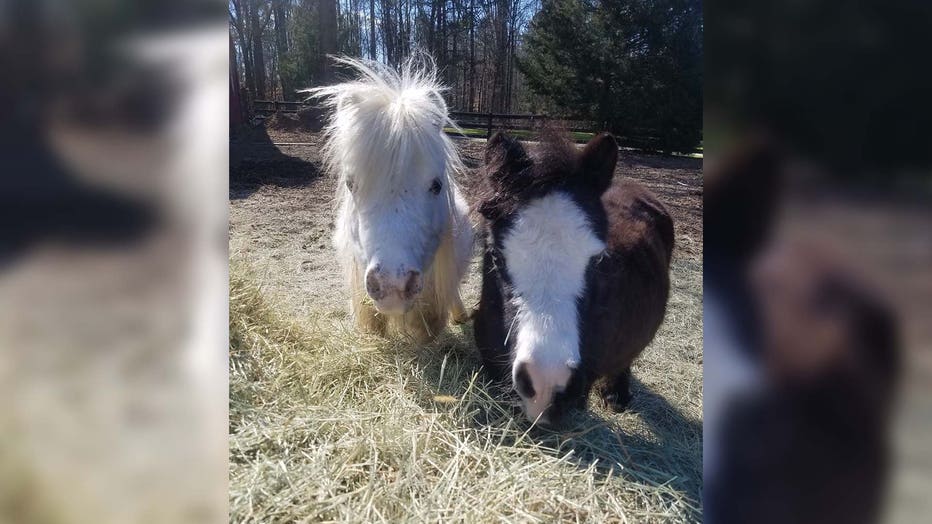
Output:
[
  {"xmin": 301, "ymin": 55, "xmax": 464, "ymax": 204},
  {"xmin": 299, "ymin": 55, "xmax": 473, "ymax": 341}
]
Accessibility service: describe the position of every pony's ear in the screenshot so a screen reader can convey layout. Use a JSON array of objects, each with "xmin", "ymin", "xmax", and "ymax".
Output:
[
  {"xmin": 477, "ymin": 198, "xmax": 500, "ymax": 220},
  {"xmin": 335, "ymin": 91, "xmax": 364, "ymax": 113},
  {"xmin": 579, "ymin": 133, "xmax": 618, "ymax": 194},
  {"xmin": 485, "ymin": 132, "xmax": 530, "ymax": 180},
  {"xmin": 486, "ymin": 130, "xmax": 509, "ymax": 155},
  {"xmin": 705, "ymin": 133, "xmax": 783, "ymax": 262}
]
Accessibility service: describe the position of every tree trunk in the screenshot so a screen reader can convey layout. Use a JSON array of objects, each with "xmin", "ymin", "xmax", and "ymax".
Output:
[
  {"xmin": 231, "ymin": 0, "xmax": 255, "ymax": 104},
  {"xmin": 441, "ymin": 0, "xmax": 447, "ymax": 78},
  {"xmin": 396, "ymin": 0, "xmax": 402, "ymax": 62},
  {"xmin": 505, "ymin": 6, "xmax": 516, "ymax": 112},
  {"xmin": 379, "ymin": 0, "xmax": 394, "ymax": 66},
  {"xmin": 428, "ymin": 0, "xmax": 436, "ymax": 54},
  {"xmin": 369, "ymin": 0, "xmax": 377, "ymax": 60},
  {"xmin": 318, "ymin": 0, "xmax": 338, "ymax": 83},
  {"xmin": 248, "ymin": 0, "xmax": 267, "ymax": 100},
  {"xmin": 468, "ymin": 0, "xmax": 475, "ymax": 111},
  {"xmin": 230, "ymin": 32, "xmax": 245, "ymax": 126},
  {"xmin": 273, "ymin": 0, "xmax": 291, "ymax": 100},
  {"xmin": 450, "ymin": 0, "xmax": 458, "ymax": 107}
]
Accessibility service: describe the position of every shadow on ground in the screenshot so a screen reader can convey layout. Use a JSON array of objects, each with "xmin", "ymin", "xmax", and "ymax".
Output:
[
  {"xmin": 1, "ymin": 134, "xmax": 153, "ymax": 266},
  {"xmin": 230, "ymin": 125, "xmax": 321, "ymax": 200},
  {"xmin": 619, "ymin": 153, "xmax": 703, "ymax": 172},
  {"xmin": 394, "ymin": 326, "xmax": 703, "ymax": 517}
]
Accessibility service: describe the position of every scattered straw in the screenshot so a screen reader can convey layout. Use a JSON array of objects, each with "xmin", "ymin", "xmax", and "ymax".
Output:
[{"xmin": 229, "ymin": 253, "xmax": 702, "ymax": 523}]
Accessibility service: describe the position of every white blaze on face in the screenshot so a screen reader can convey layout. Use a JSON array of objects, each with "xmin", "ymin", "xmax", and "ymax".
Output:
[{"xmin": 502, "ymin": 192, "xmax": 605, "ymax": 423}]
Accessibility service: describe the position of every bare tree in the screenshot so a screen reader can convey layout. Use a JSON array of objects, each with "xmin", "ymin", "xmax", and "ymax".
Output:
[
  {"xmin": 232, "ymin": 0, "xmax": 538, "ymax": 112},
  {"xmin": 318, "ymin": 0, "xmax": 339, "ymax": 82},
  {"xmin": 230, "ymin": 0, "xmax": 255, "ymax": 103},
  {"xmin": 369, "ymin": 0, "xmax": 377, "ymax": 60},
  {"xmin": 248, "ymin": 0, "xmax": 268, "ymax": 99},
  {"xmin": 273, "ymin": 0, "xmax": 291, "ymax": 99}
]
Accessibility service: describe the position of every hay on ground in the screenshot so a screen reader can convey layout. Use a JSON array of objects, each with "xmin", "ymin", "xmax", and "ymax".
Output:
[{"xmin": 229, "ymin": 259, "xmax": 702, "ymax": 523}]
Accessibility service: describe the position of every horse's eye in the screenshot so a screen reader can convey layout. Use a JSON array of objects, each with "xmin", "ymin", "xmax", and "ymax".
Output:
[
  {"xmin": 345, "ymin": 178, "xmax": 355, "ymax": 192},
  {"xmin": 429, "ymin": 178, "xmax": 442, "ymax": 195}
]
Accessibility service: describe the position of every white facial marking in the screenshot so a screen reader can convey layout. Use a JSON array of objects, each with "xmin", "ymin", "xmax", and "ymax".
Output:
[{"xmin": 502, "ymin": 192, "xmax": 605, "ymax": 422}]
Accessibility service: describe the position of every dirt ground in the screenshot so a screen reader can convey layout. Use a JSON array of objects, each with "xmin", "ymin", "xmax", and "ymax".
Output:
[{"xmin": 230, "ymin": 126, "xmax": 703, "ymax": 321}]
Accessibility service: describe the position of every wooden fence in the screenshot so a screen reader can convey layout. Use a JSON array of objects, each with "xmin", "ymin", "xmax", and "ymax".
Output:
[
  {"xmin": 252, "ymin": 100, "xmax": 665, "ymax": 149},
  {"xmin": 446, "ymin": 111, "xmax": 604, "ymax": 137},
  {"xmin": 254, "ymin": 100, "xmax": 305, "ymax": 114}
]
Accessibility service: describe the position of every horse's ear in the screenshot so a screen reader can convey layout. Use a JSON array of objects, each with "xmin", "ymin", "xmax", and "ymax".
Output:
[
  {"xmin": 477, "ymin": 198, "xmax": 500, "ymax": 220},
  {"xmin": 335, "ymin": 91, "xmax": 364, "ymax": 113},
  {"xmin": 486, "ymin": 131, "xmax": 508, "ymax": 151},
  {"xmin": 485, "ymin": 132, "xmax": 529, "ymax": 179},
  {"xmin": 579, "ymin": 133, "xmax": 618, "ymax": 194}
]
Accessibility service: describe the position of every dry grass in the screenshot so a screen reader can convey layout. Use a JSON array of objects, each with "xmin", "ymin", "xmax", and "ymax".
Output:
[
  {"xmin": 230, "ymin": 129, "xmax": 703, "ymax": 522},
  {"xmin": 229, "ymin": 250, "xmax": 702, "ymax": 522}
]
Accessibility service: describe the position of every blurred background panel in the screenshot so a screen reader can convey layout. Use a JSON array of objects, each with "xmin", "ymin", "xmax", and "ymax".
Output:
[
  {"xmin": 705, "ymin": 1, "xmax": 932, "ymax": 523},
  {"xmin": 0, "ymin": 1, "xmax": 227, "ymax": 523}
]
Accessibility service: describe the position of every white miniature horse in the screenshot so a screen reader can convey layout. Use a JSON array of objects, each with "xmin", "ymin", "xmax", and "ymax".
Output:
[{"xmin": 303, "ymin": 57, "xmax": 473, "ymax": 341}]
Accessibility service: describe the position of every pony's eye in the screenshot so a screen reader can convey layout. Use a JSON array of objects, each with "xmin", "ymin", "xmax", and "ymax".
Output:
[
  {"xmin": 345, "ymin": 178, "xmax": 355, "ymax": 192},
  {"xmin": 429, "ymin": 178, "xmax": 442, "ymax": 195}
]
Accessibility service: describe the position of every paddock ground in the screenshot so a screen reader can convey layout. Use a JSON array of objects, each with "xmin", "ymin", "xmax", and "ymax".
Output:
[{"xmin": 229, "ymin": 125, "xmax": 704, "ymax": 522}]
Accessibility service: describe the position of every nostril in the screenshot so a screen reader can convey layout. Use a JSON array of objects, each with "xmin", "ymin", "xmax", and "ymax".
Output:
[
  {"xmin": 365, "ymin": 267, "xmax": 384, "ymax": 299},
  {"xmin": 402, "ymin": 270, "xmax": 422, "ymax": 299},
  {"xmin": 514, "ymin": 361, "xmax": 536, "ymax": 399}
]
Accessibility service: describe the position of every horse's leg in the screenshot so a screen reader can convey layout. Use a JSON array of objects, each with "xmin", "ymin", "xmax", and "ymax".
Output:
[
  {"xmin": 600, "ymin": 367, "xmax": 633, "ymax": 412},
  {"xmin": 345, "ymin": 258, "xmax": 387, "ymax": 335},
  {"xmin": 400, "ymin": 301, "xmax": 445, "ymax": 343},
  {"xmin": 450, "ymin": 293, "xmax": 471, "ymax": 324},
  {"xmin": 352, "ymin": 296, "xmax": 386, "ymax": 335},
  {"xmin": 449, "ymin": 198, "xmax": 476, "ymax": 325}
]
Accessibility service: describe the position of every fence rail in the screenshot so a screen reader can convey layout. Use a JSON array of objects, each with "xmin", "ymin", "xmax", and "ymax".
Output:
[
  {"xmin": 252, "ymin": 100, "xmax": 666, "ymax": 149},
  {"xmin": 447, "ymin": 111, "xmax": 601, "ymax": 136},
  {"xmin": 254, "ymin": 100, "xmax": 305, "ymax": 113}
]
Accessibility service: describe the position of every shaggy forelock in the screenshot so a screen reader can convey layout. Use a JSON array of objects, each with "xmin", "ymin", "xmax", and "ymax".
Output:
[
  {"xmin": 301, "ymin": 55, "xmax": 463, "ymax": 203},
  {"xmin": 532, "ymin": 128, "xmax": 580, "ymax": 180}
]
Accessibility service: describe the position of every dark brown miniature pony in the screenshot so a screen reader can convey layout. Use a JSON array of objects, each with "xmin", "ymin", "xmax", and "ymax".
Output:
[{"xmin": 473, "ymin": 132, "xmax": 674, "ymax": 425}]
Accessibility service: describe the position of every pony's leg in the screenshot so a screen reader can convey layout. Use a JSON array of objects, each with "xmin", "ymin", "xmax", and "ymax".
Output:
[
  {"xmin": 449, "ymin": 193, "xmax": 476, "ymax": 327},
  {"xmin": 351, "ymin": 296, "xmax": 386, "ymax": 335},
  {"xmin": 401, "ymin": 302, "xmax": 446, "ymax": 343},
  {"xmin": 450, "ymin": 293, "xmax": 471, "ymax": 324},
  {"xmin": 346, "ymin": 259, "xmax": 386, "ymax": 335},
  {"xmin": 395, "ymin": 299, "xmax": 448, "ymax": 344},
  {"xmin": 600, "ymin": 367, "xmax": 633, "ymax": 412}
]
